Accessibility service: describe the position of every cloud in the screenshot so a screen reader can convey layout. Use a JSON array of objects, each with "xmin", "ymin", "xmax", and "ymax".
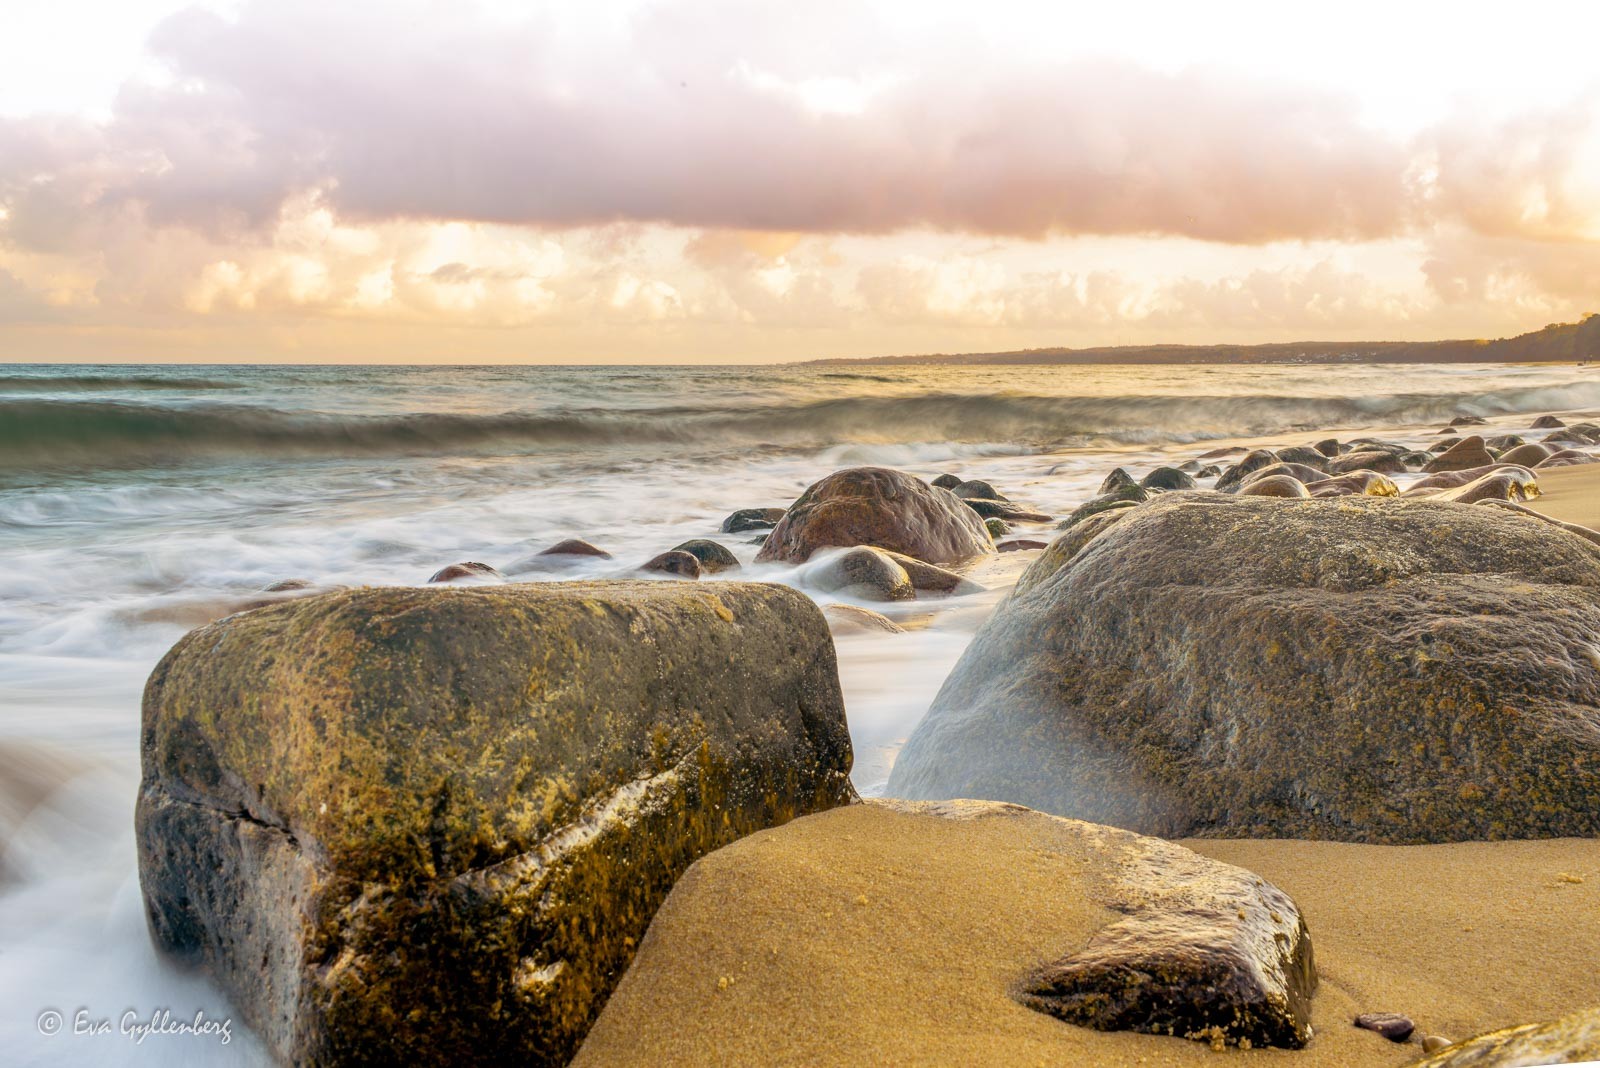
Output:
[{"xmin": 0, "ymin": 0, "xmax": 1420, "ymax": 246}]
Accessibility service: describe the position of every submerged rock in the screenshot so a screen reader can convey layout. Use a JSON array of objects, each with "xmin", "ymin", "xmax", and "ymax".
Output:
[
  {"xmin": 669, "ymin": 539, "xmax": 741, "ymax": 574},
  {"xmin": 641, "ymin": 550, "xmax": 702, "ymax": 578},
  {"xmin": 1415, "ymin": 1006, "xmax": 1600, "ymax": 1067},
  {"xmin": 136, "ymin": 581, "xmax": 854, "ymax": 1067},
  {"xmin": 962, "ymin": 497, "xmax": 1052, "ymax": 523},
  {"xmin": 538, "ymin": 538, "xmax": 613, "ymax": 558},
  {"xmin": 719, "ymin": 508, "xmax": 786, "ymax": 534},
  {"xmin": 874, "ymin": 549, "xmax": 985, "ymax": 595},
  {"xmin": 888, "ymin": 493, "xmax": 1600, "ymax": 843},
  {"xmin": 802, "ymin": 547, "xmax": 915, "ymax": 602},
  {"xmin": 1099, "ymin": 468, "xmax": 1137, "ymax": 494},
  {"xmin": 1215, "ymin": 449, "xmax": 1280, "ymax": 491},
  {"xmin": 983, "ymin": 517, "xmax": 1010, "ymax": 538},
  {"xmin": 1531, "ymin": 414, "xmax": 1565, "ymax": 429},
  {"xmin": 821, "ymin": 603, "xmax": 905, "ymax": 635},
  {"xmin": 931, "ymin": 473, "xmax": 963, "ymax": 490},
  {"xmin": 755, "ymin": 468, "xmax": 994, "ymax": 565},
  {"xmin": 951, "ymin": 479, "xmax": 1006, "ymax": 501},
  {"xmin": 428, "ymin": 560, "xmax": 503, "ymax": 583}
]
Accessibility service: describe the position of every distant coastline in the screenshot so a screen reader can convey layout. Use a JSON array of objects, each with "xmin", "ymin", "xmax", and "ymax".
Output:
[{"xmin": 809, "ymin": 312, "xmax": 1600, "ymax": 367}]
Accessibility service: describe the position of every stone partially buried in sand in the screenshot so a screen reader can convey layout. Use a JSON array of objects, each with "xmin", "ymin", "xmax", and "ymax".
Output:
[
  {"xmin": 573, "ymin": 801, "xmax": 1314, "ymax": 1065},
  {"xmin": 889, "ymin": 492, "xmax": 1600, "ymax": 843},
  {"xmin": 136, "ymin": 581, "xmax": 855, "ymax": 1067},
  {"xmin": 1423, "ymin": 435, "xmax": 1495, "ymax": 473},
  {"xmin": 1414, "ymin": 1005, "xmax": 1600, "ymax": 1067},
  {"xmin": 755, "ymin": 467, "xmax": 994, "ymax": 565}
]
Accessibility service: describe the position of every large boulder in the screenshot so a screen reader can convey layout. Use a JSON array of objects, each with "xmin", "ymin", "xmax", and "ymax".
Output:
[
  {"xmin": 755, "ymin": 467, "xmax": 994, "ymax": 565},
  {"xmin": 888, "ymin": 493, "xmax": 1600, "ymax": 843},
  {"xmin": 136, "ymin": 581, "xmax": 854, "ymax": 1067}
]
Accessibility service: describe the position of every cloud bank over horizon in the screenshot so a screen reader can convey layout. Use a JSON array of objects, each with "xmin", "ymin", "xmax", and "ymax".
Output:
[{"xmin": 1, "ymin": 0, "xmax": 1597, "ymax": 361}]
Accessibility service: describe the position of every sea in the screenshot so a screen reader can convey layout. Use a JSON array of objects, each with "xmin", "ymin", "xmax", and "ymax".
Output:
[{"xmin": 3, "ymin": 359, "xmax": 1597, "ymax": 1064}]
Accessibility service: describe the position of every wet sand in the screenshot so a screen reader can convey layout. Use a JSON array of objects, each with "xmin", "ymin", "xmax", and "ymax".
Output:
[
  {"xmin": 1526, "ymin": 462, "xmax": 1600, "ymax": 529},
  {"xmin": 575, "ymin": 804, "xmax": 1600, "ymax": 1066}
]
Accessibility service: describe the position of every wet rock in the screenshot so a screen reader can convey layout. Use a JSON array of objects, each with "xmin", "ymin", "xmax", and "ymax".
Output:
[
  {"xmin": 1424, "ymin": 435, "xmax": 1496, "ymax": 473},
  {"xmin": 888, "ymin": 492, "xmax": 1600, "ymax": 842},
  {"xmin": 669, "ymin": 539, "xmax": 740, "ymax": 574},
  {"xmin": 1399, "ymin": 451, "xmax": 1436, "ymax": 467},
  {"xmin": 875, "ymin": 549, "xmax": 985, "ymax": 595},
  {"xmin": 984, "ymin": 517, "xmax": 1011, "ymax": 538},
  {"xmin": 1139, "ymin": 467, "xmax": 1197, "ymax": 491},
  {"xmin": 1355, "ymin": 1012, "xmax": 1416, "ymax": 1042},
  {"xmin": 1404, "ymin": 463, "xmax": 1528, "ymax": 495},
  {"xmin": 1058, "ymin": 483, "xmax": 1148, "ymax": 529},
  {"xmin": 539, "ymin": 537, "xmax": 614, "ymax": 559},
  {"xmin": 1239, "ymin": 462, "xmax": 1326, "ymax": 487},
  {"xmin": 997, "ymin": 539, "xmax": 1049, "ymax": 552},
  {"xmin": 1498, "ymin": 442, "xmax": 1554, "ymax": 468},
  {"xmin": 962, "ymin": 497, "xmax": 1052, "ymax": 523},
  {"xmin": 1017, "ymin": 811, "xmax": 1316, "ymax": 1051},
  {"xmin": 1238, "ymin": 474, "xmax": 1311, "ymax": 499},
  {"xmin": 428, "ymin": 561, "xmax": 503, "ymax": 584},
  {"xmin": 1531, "ymin": 415, "xmax": 1566, "ymax": 429},
  {"xmin": 1196, "ymin": 464, "xmax": 1223, "ymax": 479},
  {"xmin": 1448, "ymin": 415, "xmax": 1488, "ymax": 427},
  {"xmin": 1099, "ymin": 468, "xmax": 1137, "ymax": 494},
  {"xmin": 1427, "ymin": 470, "xmax": 1540, "ymax": 505},
  {"xmin": 821, "ymin": 603, "xmax": 905, "ymax": 635},
  {"xmin": 641, "ymin": 551, "xmax": 702, "ymax": 579},
  {"xmin": 1273, "ymin": 446, "xmax": 1331, "ymax": 470},
  {"xmin": 1022, "ymin": 508, "xmax": 1135, "ymax": 597},
  {"xmin": 1545, "ymin": 426, "xmax": 1600, "ymax": 447},
  {"xmin": 1421, "ymin": 1035, "xmax": 1454, "ymax": 1054},
  {"xmin": 1177, "ymin": 460, "xmax": 1202, "ymax": 473},
  {"xmin": 1307, "ymin": 471, "xmax": 1399, "ymax": 498},
  {"xmin": 719, "ymin": 508, "xmax": 786, "ymax": 535},
  {"xmin": 930, "ymin": 474, "xmax": 963, "ymax": 490},
  {"xmin": 755, "ymin": 468, "xmax": 994, "ymax": 566},
  {"xmin": 802, "ymin": 547, "xmax": 915, "ymax": 602},
  {"xmin": 136, "ymin": 582, "xmax": 854, "ymax": 1067},
  {"xmin": 1486, "ymin": 434, "xmax": 1525, "ymax": 450},
  {"xmin": 260, "ymin": 578, "xmax": 316, "ymax": 592},
  {"xmin": 1328, "ymin": 450, "xmax": 1407, "ymax": 474},
  {"xmin": 1215, "ymin": 449, "xmax": 1280, "ymax": 491},
  {"xmin": 1311, "ymin": 438, "xmax": 1343, "ymax": 457},
  {"xmin": 1538, "ymin": 448, "xmax": 1600, "ymax": 468},
  {"xmin": 1197, "ymin": 446, "xmax": 1246, "ymax": 460},
  {"xmin": 951, "ymin": 479, "xmax": 1006, "ymax": 501},
  {"xmin": 1430, "ymin": 437, "xmax": 1462, "ymax": 451},
  {"xmin": 1414, "ymin": 1006, "xmax": 1599, "ymax": 1066}
]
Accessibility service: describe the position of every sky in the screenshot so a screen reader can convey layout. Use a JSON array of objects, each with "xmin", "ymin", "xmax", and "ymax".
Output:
[{"xmin": 1, "ymin": 0, "xmax": 1598, "ymax": 363}]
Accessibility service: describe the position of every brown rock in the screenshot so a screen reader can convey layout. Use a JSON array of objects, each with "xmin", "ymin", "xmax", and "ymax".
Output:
[
  {"xmin": 1307, "ymin": 471, "xmax": 1399, "ymax": 498},
  {"xmin": 1531, "ymin": 415, "xmax": 1566, "ymax": 429},
  {"xmin": 1414, "ymin": 1006, "xmax": 1599, "ymax": 1066},
  {"xmin": 821, "ymin": 603, "xmax": 906, "ymax": 635},
  {"xmin": 1355, "ymin": 1012, "xmax": 1416, "ymax": 1042},
  {"xmin": 755, "ymin": 467, "xmax": 995, "ymax": 565},
  {"xmin": 1329, "ymin": 450, "xmax": 1408, "ymax": 474},
  {"xmin": 997, "ymin": 539, "xmax": 1049, "ymax": 552},
  {"xmin": 428, "ymin": 561, "xmax": 503, "ymax": 583},
  {"xmin": 1424, "ymin": 436, "xmax": 1496, "ymax": 473},
  {"xmin": 1497, "ymin": 443, "xmax": 1554, "ymax": 468},
  {"xmin": 538, "ymin": 538, "xmax": 613, "ymax": 558},
  {"xmin": 641, "ymin": 551, "xmax": 702, "ymax": 579},
  {"xmin": 720, "ymin": 508, "xmax": 786, "ymax": 534},
  {"xmin": 1238, "ymin": 474, "xmax": 1312, "ymax": 499},
  {"xmin": 803, "ymin": 547, "xmax": 915, "ymax": 602}
]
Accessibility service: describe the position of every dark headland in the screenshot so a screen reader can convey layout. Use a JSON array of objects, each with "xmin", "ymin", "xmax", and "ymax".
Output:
[{"xmin": 810, "ymin": 312, "xmax": 1600, "ymax": 366}]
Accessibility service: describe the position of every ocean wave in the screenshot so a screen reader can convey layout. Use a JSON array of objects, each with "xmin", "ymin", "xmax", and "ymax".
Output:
[
  {"xmin": 4, "ymin": 380, "xmax": 1598, "ymax": 471},
  {"xmin": 0, "ymin": 373, "xmax": 240, "ymax": 392}
]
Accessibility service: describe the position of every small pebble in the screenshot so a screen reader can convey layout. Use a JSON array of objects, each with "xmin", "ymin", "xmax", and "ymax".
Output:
[
  {"xmin": 1354, "ymin": 1012, "xmax": 1415, "ymax": 1043},
  {"xmin": 1421, "ymin": 1034, "xmax": 1453, "ymax": 1053}
]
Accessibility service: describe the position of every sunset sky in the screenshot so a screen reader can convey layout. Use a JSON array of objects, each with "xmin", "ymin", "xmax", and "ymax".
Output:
[{"xmin": 2, "ymin": 0, "xmax": 1598, "ymax": 363}]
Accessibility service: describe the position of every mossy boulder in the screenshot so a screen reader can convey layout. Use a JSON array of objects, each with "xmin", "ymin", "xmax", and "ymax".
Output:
[
  {"xmin": 888, "ymin": 493, "xmax": 1600, "ymax": 843},
  {"xmin": 755, "ymin": 467, "xmax": 994, "ymax": 565},
  {"xmin": 136, "ymin": 581, "xmax": 854, "ymax": 1067}
]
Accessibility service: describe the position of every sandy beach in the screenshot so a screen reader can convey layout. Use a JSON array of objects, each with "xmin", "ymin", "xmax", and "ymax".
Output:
[
  {"xmin": 577, "ymin": 804, "xmax": 1600, "ymax": 1066},
  {"xmin": 1526, "ymin": 462, "xmax": 1600, "ymax": 527}
]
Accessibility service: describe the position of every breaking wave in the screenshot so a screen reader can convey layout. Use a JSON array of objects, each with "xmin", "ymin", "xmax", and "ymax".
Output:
[{"xmin": 6, "ymin": 379, "xmax": 1600, "ymax": 470}]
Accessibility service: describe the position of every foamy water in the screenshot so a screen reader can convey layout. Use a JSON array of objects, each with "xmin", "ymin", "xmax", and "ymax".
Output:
[{"xmin": 0, "ymin": 359, "xmax": 1592, "ymax": 1064}]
